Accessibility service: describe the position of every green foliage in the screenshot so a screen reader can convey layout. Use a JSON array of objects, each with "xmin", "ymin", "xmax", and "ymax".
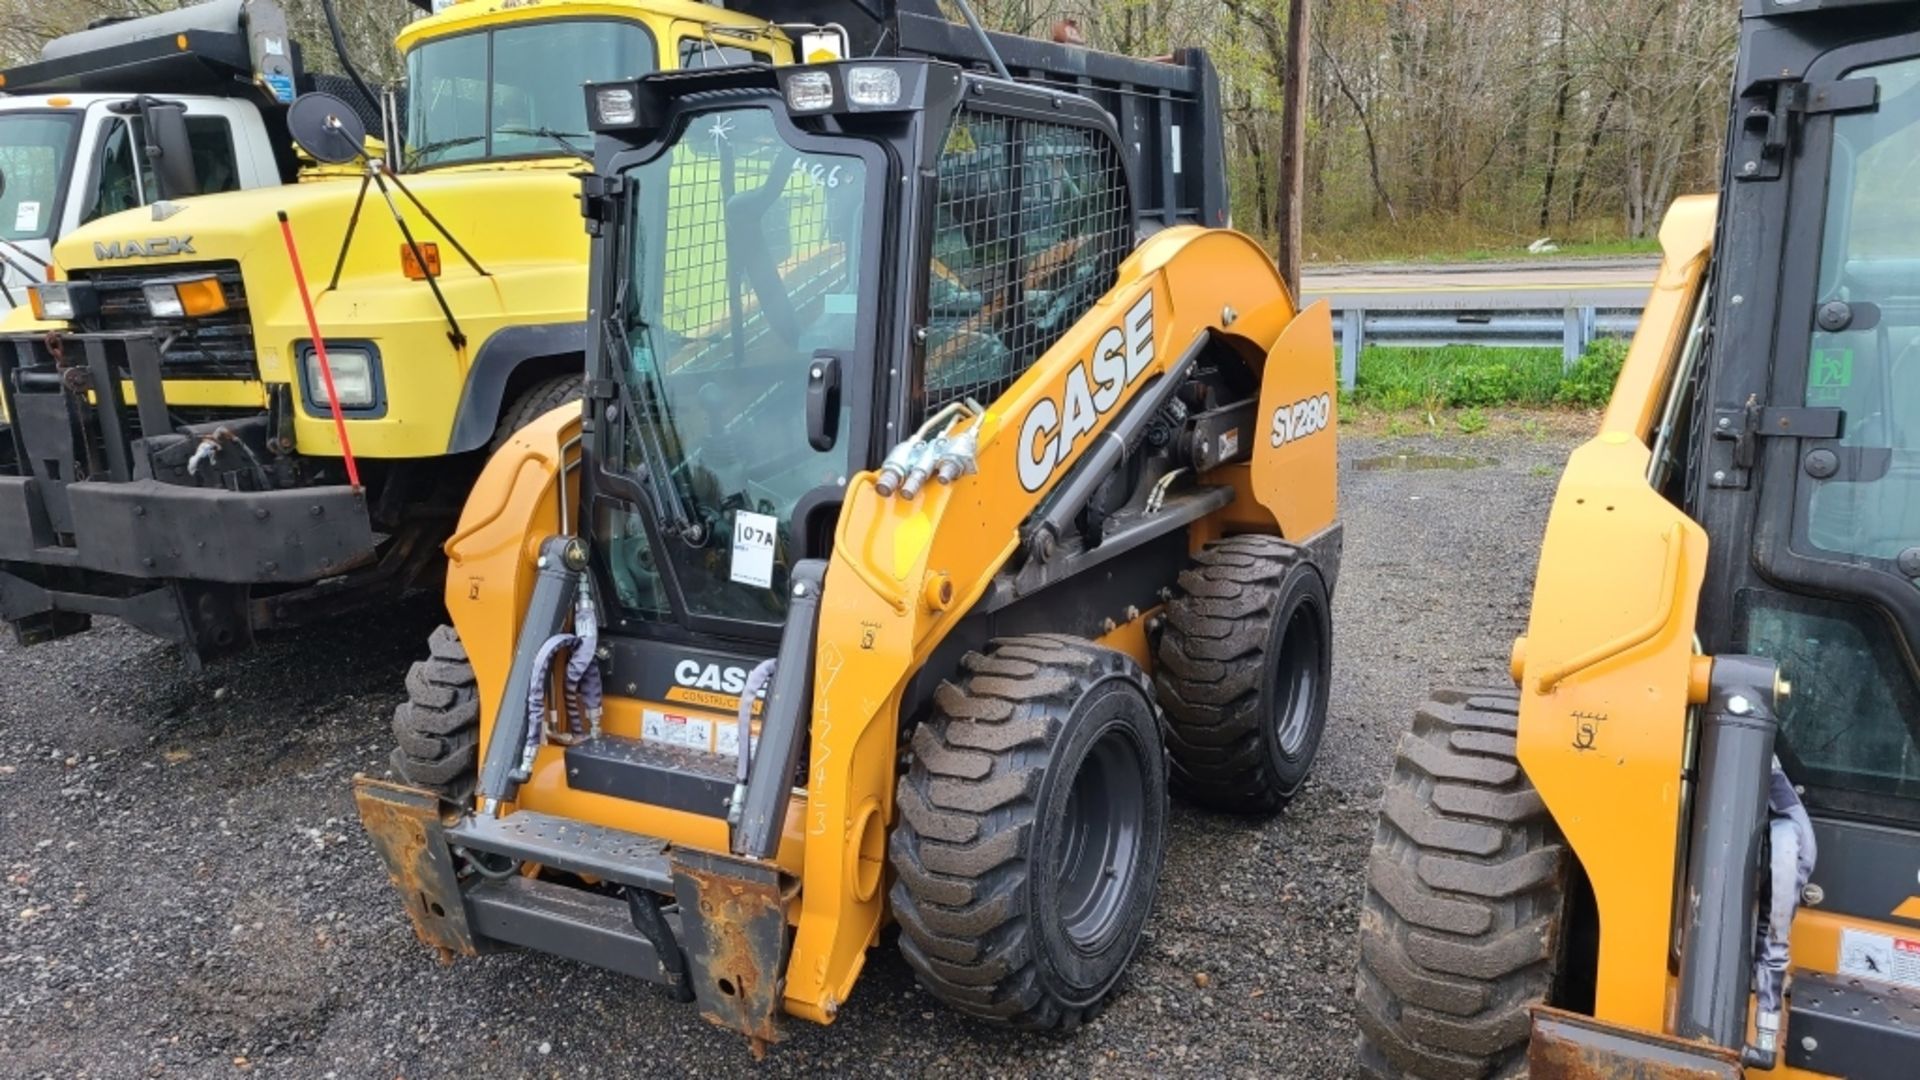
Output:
[
  {"xmin": 1554, "ymin": 338, "xmax": 1630, "ymax": 408},
  {"xmin": 1353, "ymin": 346, "xmax": 1563, "ymax": 409},
  {"xmin": 1351, "ymin": 338, "xmax": 1628, "ymax": 411},
  {"xmin": 1455, "ymin": 408, "xmax": 1488, "ymax": 434}
]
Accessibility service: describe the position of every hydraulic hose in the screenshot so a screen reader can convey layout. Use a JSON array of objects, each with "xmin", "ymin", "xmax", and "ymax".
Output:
[
  {"xmin": 516, "ymin": 581, "xmax": 605, "ymax": 779},
  {"xmin": 736, "ymin": 658, "xmax": 777, "ymax": 785},
  {"xmin": 319, "ymin": 0, "xmax": 381, "ymax": 123},
  {"xmin": 1749, "ymin": 757, "xmax": 1817, "ymax": 1067}
]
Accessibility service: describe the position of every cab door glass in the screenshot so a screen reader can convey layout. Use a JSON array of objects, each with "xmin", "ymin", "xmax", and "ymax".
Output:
[
  {"xmin": 1765, "ymin": 50, "xmax": 1920, "ymax": 825},
  {"xmin": 1801, "ymin": 54, "xmax": 1920, "ymax": 567},
  {"xmin": 677, "ymin": 37, "xmax": 763, "ymax": 68},
  {"xmin": 87, "ymin": 115, "xmax": 240, "ymax": 222}
]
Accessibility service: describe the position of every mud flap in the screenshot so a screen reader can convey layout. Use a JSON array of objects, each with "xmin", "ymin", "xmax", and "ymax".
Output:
[
  {"xmin": 672, "ymin": 847, "xmax": 796, "ymax": 1048},
  {"xmin": 352, "ymin": 776, "xmax": 477, "ymax": 961},
  {"xmin": 1529, "ymin": 1007, "xmax": 1742, "ymax": 1079}
]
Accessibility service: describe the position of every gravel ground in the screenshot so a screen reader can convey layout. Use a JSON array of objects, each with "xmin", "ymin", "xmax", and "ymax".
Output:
[{"xmin": 0, "ymin": 428, "xmax": 1581, "ymax": 1079}]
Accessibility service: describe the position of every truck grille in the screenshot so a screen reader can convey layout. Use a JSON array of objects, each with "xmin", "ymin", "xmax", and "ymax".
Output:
[{"xmin": 67, "ymin": 261, "xmax": 257, "ymax": 381}]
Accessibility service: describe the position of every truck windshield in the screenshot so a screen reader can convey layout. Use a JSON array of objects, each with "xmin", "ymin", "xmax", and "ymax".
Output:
[
  {"xmin": 405, "ymin": 19, "xmax": 656, "ymax": 168},
  {"xmin": 0, "ymin": 112, "xmax": 79, "ymax": 241},
  {"xmin": 599, "ymin": 106, "xmax": 870, "ymax": 623}
]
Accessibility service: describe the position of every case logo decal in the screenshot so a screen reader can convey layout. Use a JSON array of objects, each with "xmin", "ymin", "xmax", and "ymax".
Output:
[{"xmin": 1017, "ymin": 292, "xmax": 1156, "ymax": 492}]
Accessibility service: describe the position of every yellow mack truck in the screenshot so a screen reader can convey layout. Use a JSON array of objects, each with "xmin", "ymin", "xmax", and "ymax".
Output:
[{"xmin": 0, "ymin": 0, "xmax": 791, "ymax": 664}]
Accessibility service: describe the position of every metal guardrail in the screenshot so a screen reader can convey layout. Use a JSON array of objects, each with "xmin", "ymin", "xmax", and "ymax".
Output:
[{"xmin": 1330, "ymin": 305, "xmax": 1642, "ymax": 390}]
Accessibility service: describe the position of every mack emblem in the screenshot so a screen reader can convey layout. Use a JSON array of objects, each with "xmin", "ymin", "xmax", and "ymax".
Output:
[{"xmin": 93, "ymin": 236, "xmax": 196, "ymax": 260}]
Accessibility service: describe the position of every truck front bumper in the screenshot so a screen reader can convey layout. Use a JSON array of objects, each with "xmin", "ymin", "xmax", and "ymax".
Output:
[{"xmin": 0, "ymin": 474, "xmax": 372, "ymax": 582}]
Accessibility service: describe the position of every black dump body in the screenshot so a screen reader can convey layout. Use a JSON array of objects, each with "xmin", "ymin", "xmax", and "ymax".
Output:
[
  {"xmin": 732, "ymin": 0, "xmax": 1228, "ymax": 229},
  {"xmin": 0, "ymin": 0, "xmax": 383, "ymax": 179}
]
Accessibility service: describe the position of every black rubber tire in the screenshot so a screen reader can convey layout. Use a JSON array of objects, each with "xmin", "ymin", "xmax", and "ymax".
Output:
[
  {"xmin": 389, "ymin": 625, "xmax": 481, "ymax": 805},
  {"xmin": 1354, "ymin": 689, "xmax": 1571, "ymax": 1079},
  {"xmin": 489, "ymin": 373, "xmax": 583, "ymax": 451},
  {"xmin": 1153, "ymin": 534, "xmax": 1332, "ymax": 814},
  {"xmin": 890, "ymin": 634, "xmax": 1170, "ymax": 1029}
]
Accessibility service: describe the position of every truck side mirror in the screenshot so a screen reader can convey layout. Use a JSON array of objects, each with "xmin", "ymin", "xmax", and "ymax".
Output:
[
  {"xmin": 806, "ymin": 353, "xmax": 842, "ymax": 452},
  {"xmin": 140, "ymin": 99, "xmax": 200, "ymax": 201}
]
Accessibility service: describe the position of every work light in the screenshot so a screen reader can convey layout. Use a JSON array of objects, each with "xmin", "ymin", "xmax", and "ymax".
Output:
[
  {"xmin": 595, "ymin": 87, "xmax": 637, "ymax": 127},
  {"xmin": 845, "ymin": 66, "xmax": 903, "ymax": 108},
  {"xmin": 785, "ymin": 71, "xmax": 835, "ymax": 113}
]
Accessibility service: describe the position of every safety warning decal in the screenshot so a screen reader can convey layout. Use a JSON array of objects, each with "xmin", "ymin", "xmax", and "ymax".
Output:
[
  {"xmin": 1839, "ymin": 927, "xmax": 1920, "ymax": 990},
  {"xmin": 642, "ymin": 709, "xmax": 713, "ymax": 753}
]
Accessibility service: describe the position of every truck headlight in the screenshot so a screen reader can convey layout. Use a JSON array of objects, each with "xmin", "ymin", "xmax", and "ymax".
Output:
[
  {"xmin": 784, "ymin": 71, "xmax": 835, "ymax": 113},
  {"xmin": 303, "ymin": 345, "xmax": 377, "ymax": 409},
  {"xmin": 28, "ymin": 282, "xmax": 78, "ymax": 321},
  {"xmin": 142, "ymin": 276, "xmax": 227, "ymax": 319}
]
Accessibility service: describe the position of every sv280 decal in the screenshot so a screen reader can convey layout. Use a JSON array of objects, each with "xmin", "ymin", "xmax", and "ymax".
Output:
[{"xmin": 1270, "ymin": 393, "xmax": 1333, "ymax": 448}]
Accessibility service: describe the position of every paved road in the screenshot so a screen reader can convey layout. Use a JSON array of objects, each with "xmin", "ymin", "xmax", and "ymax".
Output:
[{"xmin": 1301, "ymin": 257, "xmax": 1659, "ymax": 310}]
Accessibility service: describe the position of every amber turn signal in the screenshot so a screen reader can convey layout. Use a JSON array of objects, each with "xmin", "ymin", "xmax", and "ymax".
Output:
[
  {"xmin": 174, "ymin": 276, "xmax": 228, "ymax": 317},
  {"xmin": 401, "ymin": 242, "xmax": 441, "ymax": 280}
]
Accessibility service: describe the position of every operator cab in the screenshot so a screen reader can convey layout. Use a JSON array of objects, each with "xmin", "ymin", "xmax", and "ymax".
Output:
[
  {"xmin": 1678, "ymin": 10, "xmax": 1920, "ymax": 831},
  {"xmin": 577, "ymin": 57, "xmax": 1137, "ymax": 640}
]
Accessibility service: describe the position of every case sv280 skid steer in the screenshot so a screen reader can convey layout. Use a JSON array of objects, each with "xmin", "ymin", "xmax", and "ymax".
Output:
[
  {"xmin": 1357, "ymin": 1, "xmax": 1920, "ymax": 1077},
  {"xmin": 356, "ymin": 0, "xmax": 1342, "ymax": 1047}
]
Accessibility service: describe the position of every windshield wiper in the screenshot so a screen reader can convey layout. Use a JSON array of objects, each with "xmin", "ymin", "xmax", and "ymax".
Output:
[
  {"xmin": 602, "ymin": 314, "xmax": 707, "ymax": 545},
  {"xmin": 405, "ymin": 134, "xmax": 486, "ymax": 165},
  {"xmin": 495, "ymin": 126, "xmax": 590, "ymax": 159}
]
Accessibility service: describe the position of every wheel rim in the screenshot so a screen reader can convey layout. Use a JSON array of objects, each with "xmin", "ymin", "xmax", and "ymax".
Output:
[
  {"xmin": 1054, "ymin": 725, "xmax": 1147, "ymax": 953},
  {"xmin": 1272, "ymin": 600, "xmax": 1325, "ymax": 759}
]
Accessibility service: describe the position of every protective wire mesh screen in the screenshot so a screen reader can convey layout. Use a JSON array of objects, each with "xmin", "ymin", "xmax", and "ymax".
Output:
[{"xmin": 922, "ymin": 109, "xmax": 1131, "ymax": 419}]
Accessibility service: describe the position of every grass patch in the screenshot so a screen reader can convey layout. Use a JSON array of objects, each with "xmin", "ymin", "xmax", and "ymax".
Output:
[{"xmin": 1342, "ymin": 339, "xmax": 1628, "ymax": 412}]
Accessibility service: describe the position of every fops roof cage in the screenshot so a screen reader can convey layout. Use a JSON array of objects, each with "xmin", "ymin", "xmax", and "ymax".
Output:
[
  {"xmin": 726, "ymin": 0, "xmax": 1229, "ymax": 229},
  {"xmin": 0, "ymin": 0, "xmax": 302, "ymax": 107}
]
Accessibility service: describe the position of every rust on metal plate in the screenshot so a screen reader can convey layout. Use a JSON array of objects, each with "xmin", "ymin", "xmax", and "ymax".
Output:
[
  {"xmin": 671, "ymin": 847, "xmax": 796, "ymax": 1048},
  {"xmin": 352, "ymin": 775, "xmax": 476, "ymax": 961},
  {"xmin": 1529, "ymin": 1007, "xmax": 1742, "ymax": 1080}
]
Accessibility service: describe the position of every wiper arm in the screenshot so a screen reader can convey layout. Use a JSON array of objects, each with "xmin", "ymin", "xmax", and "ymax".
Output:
[
  {"xmin": 495, "ymin": 126, "xmax": 590, "ymax": 159},
  {"xmin": 405, "ymin": 134, "xmax": 486, "ymax": 166},
  {"xmin": 602, "ymin": 315, "xmax": 707, "ymax": 545}
]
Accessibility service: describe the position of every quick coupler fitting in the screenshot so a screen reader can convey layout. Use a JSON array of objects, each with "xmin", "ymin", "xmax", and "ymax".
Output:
[
  {"xmin": 509, "ymin": 745, "xmax": 538, "ymax": 785},
  {"xmin": 933, "ymin": 426, "xmax": 980, "ymax": 485},
  {"xmin": 726, "ymin": 782, "xmax": 748, "ymax": 828},
  {"xmin": 874, "ymin": 437, "xmax": 925, "ymax": 497}
]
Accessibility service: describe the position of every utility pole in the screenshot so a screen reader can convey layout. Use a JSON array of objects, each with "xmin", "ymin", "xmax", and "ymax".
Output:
[{"xmin": 1276, "ymin": 0, "xmax": 1310, "ymax": 299}]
